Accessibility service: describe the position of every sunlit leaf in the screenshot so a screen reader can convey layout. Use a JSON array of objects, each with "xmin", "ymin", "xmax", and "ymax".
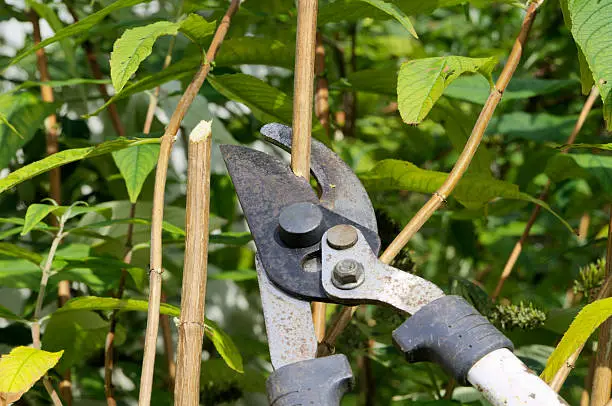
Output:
[
  {"xmin": 358, "ymin": 0, "xmax": 417, "ymax": 37},
  {"xmin": 542, "ymin": 297, "xmax": 612, "ymax": 381},
  {"xmin": 111, "ymin": 21, "xmax": 182, "ymax": 93},
  {"xmin": 397, "ymin": 56, "xmax": 497, "ymax": 124},
  {"xmin": 0, "ymin": 347, "xmax": 63, "ymax": 402},
  {"xmin": 559, "ymin": 0, "xmax": 612, "ymax": 129},
  {"xmin": 210, "ymin": 269, "xmax": 257, "ymax": 281},
  {"xmin": 0, "ymin": 243, "xmax": 43, "ymax": 265},
  {"xmin": 545, "ymin": 153, "xmax": 612, "ymax": 197},
  {"xmin": 0, "ymin": 138, "xmax": 160, "ymax": 194},
  {"xmin": 178, "ymin": 13, "xmax": 216, "ymax": 48}
]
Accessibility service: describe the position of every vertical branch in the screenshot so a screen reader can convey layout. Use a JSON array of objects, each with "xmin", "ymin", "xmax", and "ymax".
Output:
[
  {"xmin": 138, "ymin": 2, "xmax": 240, "ymax": 404},
  {"xmin": 28, "ymin": 10, "xmax": 72, "ymax": 406},
  {"xmin": 160, "ymin": 292, "xmax": 177, "ymax": 390},
  {"xmin": 492, "ymin": 85, "xmax": 600, "ymax": 300},
  {"xmin": 342, "ymin": 23, "xmax": 357, "ymax": 138},
  {"xmin": 322, "ymin": 0, "xmax": 546, "ymax": 350},
  {"xmin": 174, "ymin": 121, "xmax": 212, "ymax": 406},
  {"xmin": 590, "ymin": 208, "xmax": 612, "ymax": 406},
  {"xmin": 291, "ymin": 0, "xmax": 317, "ymax": 179},
  {"xmin": 314, "ymin": 32, "xmax": 330, "ymax": 137},
  {"xmin": 292, "ymin": 0, "xmax": 326, "ymax": 341}
]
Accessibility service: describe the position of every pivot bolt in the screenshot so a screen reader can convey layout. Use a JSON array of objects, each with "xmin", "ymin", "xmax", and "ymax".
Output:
[
  {"xmin": 326, "ymin": 224, "xmax": 358, "ymax": 250},
  {"xmin": 278, "ymin": 202, "xmax": 324, "ymax": 248},
  {"xmin": 332, "ymin": 259, "xmax": 365, "ymax": 289}
]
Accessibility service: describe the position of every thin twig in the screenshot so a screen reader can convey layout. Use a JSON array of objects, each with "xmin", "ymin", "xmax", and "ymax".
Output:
[
  {"xmin": 31, "ymin": 220, "xmax": 65, "ymax": 406},
  {"xmin": 492, "ymin": 85, "xmax": 600, "ymax": 300},
  {"xmin": 160, "ymin": 292, "xmax": 176, "ymax": 391},
  {"xmin": 590, "ymin": 207, "xmax": 612, "ymax": 406},
  {"xmin": 322, "ymin": 0, "xmax": 546, "ymax": 351},
  {"xmin": 138, "ymin": 2, "xmax": 240, "ymax": 404},
  {"xmin": 29, "ymin": 10, "xmax": 71, "ymax": 406},
  {"xmin": 174, "ymin": 121, "xmax": 213, "ymax": 406}
]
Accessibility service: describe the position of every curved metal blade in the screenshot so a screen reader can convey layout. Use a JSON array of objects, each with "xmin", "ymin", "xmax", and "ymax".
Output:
[
  {"xmin": 260, "ymin": 123, "xmax": 378, "ymax": 235},
  {"xmin": 255, "ymin": 256, "xmax": 317, "ymax": 369},
  {"xmin": 220, "ymin": 143, "xmax": 380, "ymax": 301}
]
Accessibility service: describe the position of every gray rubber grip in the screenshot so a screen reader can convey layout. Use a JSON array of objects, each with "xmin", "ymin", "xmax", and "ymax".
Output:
[
  {"xmin": 392, "ymin": 295, "xmax": 513, "ymax": 385},
  {"xmin": 266, "ymin": 354, "xmax": 353, "ymax": 406}
]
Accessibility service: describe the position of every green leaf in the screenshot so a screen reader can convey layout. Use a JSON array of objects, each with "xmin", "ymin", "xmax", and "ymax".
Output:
[
  {"xmin": 0, "ymin": 137, "xmax": 160, "ymax": 194},
  {"xmin": 0, "ymin": 93, "xmax": 57, "ymax": 169},
  {"xmin": 86, "ymin": 38, "xmax": 296, "ymax": 118},
  {"xmin": 0, "ymin": 347, "xmax": 63, "ymax": 402},
  {"xmin": 21, "ymin": 204, "xmax": 60, "ymax": 236},
  {"xmin": 542, "ymin": 297, "xmax": 612, "ymax": 381},
  {"xmin": 178, "ymin": 14, "xmax": 216, "ymax": 48},
  {"xmin": 397, "ymin": 56, "xmax": 497, "ymax": 124},
  {"xmin": 0, "ymin": 305, "xmax": 22, "ymax": 321},
  {"xmin": 71, "ymin": 217, "xmax": 185, "ymax": 236},
  {"xmin": 112, "ymin": 144, "xmax": 160, "ymax": 203},
  {"xmin": 545, "ymin": 153, "xmax": 612, "ymax": 197},
  {"xmin": 343, "ymin": 68, "xmax": 398, "ymax": 96},
  {"xmin": 0, "ymin": 242, "xmax": 43, "ymax": 265},
  {"xmin": 444, "ymin": 75, "xmax": 578, "ymax": 105},
  {"xmin": 360, "ymin": 160, "xmax": 574, "ymax": 232},
  {"xmin": 110, "ymin": 21, "xmax": 181, "ymax": 93},
  {"xmin": 3, "ymin": 0, "xmax": 151, "ymax": 70},
  {"xmin": 210, "ymin": 269, "xmax": 257, "ymax": 281},
  {"xmin": 59, "ymin": 296, "xmax": 243, "ymax": 372},
  {"xmin": 42, "ymin": 310, "xmax": 125, "ymax": 373},
  {"xmin": 209, "ymin": 232, "xmax": 252, "ymax": 246},
  {"xmin": 358, "ymin": 0, "xmax": 417, "ymax": 37},
  {"xmin": 560, "ymin": 0, "xmax": 612, "ymax": 129},
  {"xmin": 208, "ymin": 74, "xmax": 293, "ymax": 124},
  {"xmin": 58, "ymin": 257, "xmax": 146, "ymax": 292}
]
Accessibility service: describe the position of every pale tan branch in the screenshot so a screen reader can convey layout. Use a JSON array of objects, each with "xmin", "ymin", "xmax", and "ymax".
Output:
[{"xmin": 138, "ymin": 1, "xmax": 240, "ymax": 404}]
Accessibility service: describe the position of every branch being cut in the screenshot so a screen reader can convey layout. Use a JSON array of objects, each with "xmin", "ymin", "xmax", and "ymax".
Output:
[
  {"xmin": 138, "ymin": 2, "xmax": 240, "ymax": 404},
  {"xmin": 321, "ymin": 0, "xmax": 545, "ymax": 352},
  {"xmin": 492, "ymin": 85, "xmax": 600, "ymax": 300}
]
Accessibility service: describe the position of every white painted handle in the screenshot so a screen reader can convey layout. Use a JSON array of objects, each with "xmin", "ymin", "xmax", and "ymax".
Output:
[{"xmin": 467, "ymin": 349, "xmax": 568, "ymax": 406}]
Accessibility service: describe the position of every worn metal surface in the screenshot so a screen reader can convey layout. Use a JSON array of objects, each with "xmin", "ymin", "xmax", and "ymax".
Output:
[
  {"xmin": 326, "ymin": 224, "xmax": 358, "ymax": 250},
  {"xmin": 321, "ymin": 227, "xmax": 444, "ymax": 314},
  {"xmin": 332, "ymin": 259, "xmax": 365, "ymax": 289},
  {"xmin": 278, "ymin": 202, "xmax": 324, "ymax": 248},
  {"xmin": 255, "ymin": 256, "xmax": 317, "ymax": 369},
  {"xmin": 220, "ymin": 143, "xmax": 380, "ymax": 301},
  {"xmin": 260, "ymin": 123, "xmax": 378, "ymax": 233}
]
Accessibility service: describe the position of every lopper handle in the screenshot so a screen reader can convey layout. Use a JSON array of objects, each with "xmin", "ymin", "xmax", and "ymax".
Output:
[
  {"xmin": 393, "ymin": 296, "xmax": 568, "ymax": 406},
  {"xmin": 266, "ymin": 354, "xmax": 353, "ymax": 406}
]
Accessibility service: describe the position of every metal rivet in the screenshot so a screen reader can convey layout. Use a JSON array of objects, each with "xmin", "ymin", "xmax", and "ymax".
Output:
[
  {"xmin": 326, "ymin": 224, "xmax": 358, "ymax": 250},
  {"xmin": 278, "ymin": 202, "xmax": 324, "ymax": 248},
  {"xmin": 332, "ymin": 259, "xmax": 365, "ymax": 289}
]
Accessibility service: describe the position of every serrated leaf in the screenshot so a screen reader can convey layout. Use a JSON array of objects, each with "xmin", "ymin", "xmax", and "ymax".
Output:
[
  {"xmin": 0, "ymin": 346, "xmax": 63, "ymax": 401},
  {"xmin": 42, "ymin": 310, "xmax": 125, "ymax": 372},
  {"xmin": 0, "ymin": 138, "xmax": 160, "ymax": 194},
  {"xmin": 360, "ymin": 159, "xmax": 574, "ymax": 233},
  {"xmin": 178, "ymin": 13, "xmax": 216, "ymax": 48},
  {"xmin": 542, "ymin": 297, "xmax": 612, "ymax": 381},
  {"xmin": 0, "ymin": 93, "xmax": 57, "ymax": 169},
  {"xmin": 397, "ymin": 56, "xmax": 497, "ymax": 124},
  {"xmin": 208, "ymin": 73, "xmax": 293, "ymax": 124},
  {"xmin": 0, "ymin": 242, "xmax": 43, "ymax": 265},
  {"xmin": 358, "ymin": 0, "xmax": 417, "ymax": 37},
  {"xmin": 58, "ymin": 296, "xmax": 243, "ymax": 372},
  {"xmin": 3, "ymin": 0, "xmax": 151, "ymax": 70},
  {"xmin": 560, "ymin": 0, "xmax": 612, "ymax": 129},
  {"xmin": 112, "ymin": 144, "xmax": 160, "ymax": 203},
  {"xmin": 110, "ymin": 21, "xmax": 181, "ymax": 93}
]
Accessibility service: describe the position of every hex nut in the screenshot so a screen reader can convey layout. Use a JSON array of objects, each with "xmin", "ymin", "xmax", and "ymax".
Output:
[{"xmin": 332, "ymin": 259, "xmax": 365, "ymax": 289}]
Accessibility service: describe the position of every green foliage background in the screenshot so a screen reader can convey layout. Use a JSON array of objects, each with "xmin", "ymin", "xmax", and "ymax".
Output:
[{"xmin": 0, "ymin": 0, "xmax": 611, "ymax": 404}]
